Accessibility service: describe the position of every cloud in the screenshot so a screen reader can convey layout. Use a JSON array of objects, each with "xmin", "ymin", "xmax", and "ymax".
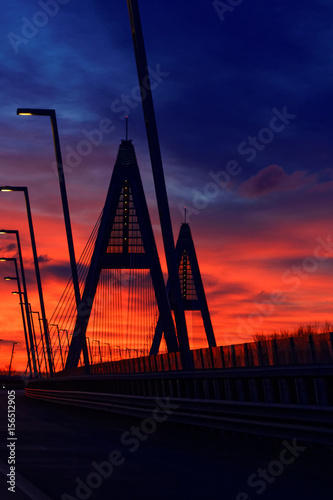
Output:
[
  {"xmin": 38, "ymin": 254, "xmax": 51, "ymax": 263},
  {"xmin": 0, "ymin": 243, "xmax": 16, "ymax": 254},
  {"xmin": 239, "ymin": 165, "xmax": 316, "ymax": 198}
]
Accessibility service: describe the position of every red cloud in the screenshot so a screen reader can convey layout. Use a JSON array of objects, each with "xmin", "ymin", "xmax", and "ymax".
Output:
[{"xmin": 239, "ymin": 164, "xmax": 316, "ymax": 198}]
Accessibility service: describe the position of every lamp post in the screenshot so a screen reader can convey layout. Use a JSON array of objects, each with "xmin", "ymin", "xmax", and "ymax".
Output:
[
  {"xmin": 1, "ymin": 258, "xmax": 33, "ymax": 376},
  {"xmin": 131, "ymin": 348, "xmax": 145, "ymax": 357},
  {"xmin": 30, "ymin": 309, "xmax": 47, "ymax": 374},
  {"xmin": 16, "ymin": 108, "xmax": 90, "ymax": 370},
  {"xmin": 115, "ymin": 345, "xmax": 122, "ymax": 360},
  {"xmin": 50, "ymin": 324, "xmax": 64, "ymax": 370},
  {"xmin": 60, "ymin": 329, "xmax": 69, "ymax": 347},
  {"xmin": 16, "ymin": 109, "xmax": 81, "ymax": 309},
  {"xmin": 26, "ymin": 303, "xmax": 41, "ymax": 374},
  {"xmin": 8, "ymin": 342, "xmax": 20, "ymax": 376},
  {"xmin": 0, "ymin": 190, "xmax": 54, "ymax": 376},
  {"xmin": 12, "ymin": 292, "xmax": 42, "ymax": 375},
  {"xmin": 0, "ymin": 233, "xmax": 39, "ymax": 377},
  {"xmin": 124, "ymin": 347, "xmax": 132, "ymax": 358},
  {"xmin": 93, "ymin": 340, "xmax": 103, "ymax": 364},
  {"xmin": 104, "ymin": 342, "xmax": 112, "ymax": 361}
]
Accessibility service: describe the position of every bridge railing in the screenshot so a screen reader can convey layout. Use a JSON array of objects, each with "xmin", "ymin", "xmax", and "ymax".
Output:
[{"xmin": 55, "ymin": 332, "xmax": 333, "ymax": 377}]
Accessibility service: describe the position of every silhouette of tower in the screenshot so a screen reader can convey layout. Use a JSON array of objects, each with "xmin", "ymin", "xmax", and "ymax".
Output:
[
  {"xmin": 65, "ymin": 139, "xmax": 179, "ymax": 369},
  {"xmin": 150, "ymin": 221, "xmax": 216, "ymax": 354}
]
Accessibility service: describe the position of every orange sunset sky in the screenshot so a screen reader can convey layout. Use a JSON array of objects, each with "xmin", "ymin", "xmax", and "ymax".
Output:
[{"xmin": 1, "ymin": 151, "xmax": 333, "ymax": 371}]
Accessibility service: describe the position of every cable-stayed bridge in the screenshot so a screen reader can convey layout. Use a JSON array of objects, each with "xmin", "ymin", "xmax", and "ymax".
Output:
[
  {"xmin": 4, "ymin": 0, "xmax": 333, "ymax": 449},
  {"xmin": 23, "ymin": 132, "xmax": 333, "ymax": 446}
]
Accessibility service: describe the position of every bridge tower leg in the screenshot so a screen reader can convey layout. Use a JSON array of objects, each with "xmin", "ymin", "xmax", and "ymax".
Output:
[{"xmin": 126, "ymin": 0, "xmax": 193, "ymax": 369}]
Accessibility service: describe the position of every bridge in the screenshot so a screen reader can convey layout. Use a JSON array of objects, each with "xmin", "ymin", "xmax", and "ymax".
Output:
[{"xmin": 1, "ymin": 1, "xmax": 332, "ymax": 498}]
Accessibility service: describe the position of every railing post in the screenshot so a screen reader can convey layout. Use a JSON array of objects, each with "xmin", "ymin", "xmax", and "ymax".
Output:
[
  {"xmin": 209, "ymin": 347, "xmax": 214, "ymax": 369},
  {"xmin": 257, "ymin": 341, "xmax": 263, "ymax": 366},
  {"xmin": 199, "ymin": 349, "xmax": 205, "ymax": 369},
  {"xmin": 174, "ymin": 353, "xmax": 179, "ymax": 371},
  {"xmin": 308, "ymin": 334, "xmax": 316, "ymax": 364},
  {"xmin": 289, "ymin": 337, "xmax": 296, "ymax": 364},
  {"xmin": 231, "ymin": 345, "xmax": 237, "ymax": 367},
  {"xmin": 220, "ymin": 346, "xmax": 225, "ymax": 369},
  {"xmin": 329, "ymin": 332, "xmax": 333, "ymax": 362},
  {"xmin": 272, "ymin": 338, "xmax": 279, "ymax": 365},
  {"xmin": 244, "ymin": 343, "xmax": 250, "ymax": 367}
]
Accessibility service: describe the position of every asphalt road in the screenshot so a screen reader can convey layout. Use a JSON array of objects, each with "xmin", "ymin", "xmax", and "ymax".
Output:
[{"xmin": 0, "ymin": 388, "xmax": 332, "ymax": 500}]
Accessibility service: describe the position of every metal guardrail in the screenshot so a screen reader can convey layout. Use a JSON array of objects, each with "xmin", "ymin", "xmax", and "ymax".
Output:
[
  {"xmin": 26, "ymin": 361, "xmax": 333, "ymax": 447},
  {"xmin": 55, "ymin": 332, "xmax": 333, "ymax": 378},
  {"xmin": 25, "ymin": 386, "xmax": 333, "ymax": 447},
  {"xmin": 30, "ymin": 364, "xmax": 333, "ymax": 406}
]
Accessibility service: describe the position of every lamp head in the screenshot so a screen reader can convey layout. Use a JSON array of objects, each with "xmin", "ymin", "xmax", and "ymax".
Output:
[
  {"xmin": 0, "ymin": 186, "xmax": 26, "ymax": 192},
  {"xmin": 0, "ymin": 229, "xmax": 15, "ymax": 235},
  {"xmin": 17, "ymin": 108, "xmax": 54, "ymax": 117}
]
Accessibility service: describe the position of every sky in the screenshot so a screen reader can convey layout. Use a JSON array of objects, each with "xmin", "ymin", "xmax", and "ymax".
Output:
[{"xmin": 1, "ymin": 0, "xmax": 333, "ymax": 371}]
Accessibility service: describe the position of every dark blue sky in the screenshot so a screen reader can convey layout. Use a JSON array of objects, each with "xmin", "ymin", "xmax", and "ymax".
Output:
[
  {"xmin": 1, "ymin": 0, "xmax": 333, "ymax": 349},
  {"xmin": 3, "ymin": 0, "xmax": 333, "ymax": 179}
]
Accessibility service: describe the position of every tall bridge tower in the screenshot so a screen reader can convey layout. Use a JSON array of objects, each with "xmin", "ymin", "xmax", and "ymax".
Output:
[
  {"xmin": 54, "ymin": 1, "xmax": 217, "ymax": 372},
  {"xmin": 65, "ymin": 139, "xmax": 179, "ymax": 369}
]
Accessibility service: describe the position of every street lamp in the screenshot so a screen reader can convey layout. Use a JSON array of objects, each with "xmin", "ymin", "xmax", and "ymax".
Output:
[
  {"xmin": 12, "ymin": 292, "xmax": 42, "ymax": 375},
  {"xmin": 30, "ymin": 309, "xmax": 47, "ymax": 374},
  {"xmin": 26, "ymin": 303, "xmax": 42, "ymax": 374},
  {"xmin": 104, "ymin": 342, "xmax": 112, "ymax": 360},
  {"xmin": 8, "ymin": 342, "xmax": 20, "ymax": 376},
  {"xmin": 50, "ymin": 324, "xmax": 65, "ymax": 370},
  {"xmin": 131, "ymin": 348, "xmax": 145, "ymax": 357},
  {"xmin": 16, "ymin": 108, "xmax": 90, "ymax": 370},
  {"xmin": 0, "ymin": 234, "xmax": 39, "ymax": 377},
  {"xmin": 16, "ymin": 108, "xmax": 81, "ymax": 310},
  {"xmin": 0, "ymin": 188, "xmax": 54, "ymax": 376},
  {"xmin": 115, "ymin": 345, "xmax": 122, "ymax": 359},
  {"xmin": 12, "ymin": 296, "xmax": 45, "ymax": 376},
  {"xmin": 123, "ymin": 347, "xmax": 132, "ymax": 359},
  {"xmin": 60, "ymin": 329, "xmax": 69, "ymax": 347},
  {"xmin": 93, "ymin": 340, "xmax": 103, "ymax": 364},
  {"xmin": 1, "ymin": 258, "xmax": 33, "ymax": 376}
]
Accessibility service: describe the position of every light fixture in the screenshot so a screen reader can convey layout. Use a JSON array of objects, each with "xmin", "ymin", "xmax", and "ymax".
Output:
[{"xmin": 17, "ymin": 107, "xmax": 87, "ymax": 371}]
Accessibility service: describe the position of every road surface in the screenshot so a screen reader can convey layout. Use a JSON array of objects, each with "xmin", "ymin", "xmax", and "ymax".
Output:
[{"xmin": 0, "ymin": 388, "xmax": 332, "ymax": 500}]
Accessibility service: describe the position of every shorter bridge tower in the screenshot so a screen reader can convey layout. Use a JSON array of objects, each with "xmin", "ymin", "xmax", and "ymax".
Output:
[{"xmin": 151, "ymin": 220, "xmax": 216, "ymax": 354}]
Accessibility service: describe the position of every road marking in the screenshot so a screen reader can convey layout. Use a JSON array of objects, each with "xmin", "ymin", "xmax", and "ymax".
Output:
[{"xmin": 0, "ymin": 459, "xmax": 53, "ymax": 500}]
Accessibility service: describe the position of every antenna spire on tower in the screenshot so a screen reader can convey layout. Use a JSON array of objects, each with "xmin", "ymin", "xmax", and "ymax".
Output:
[{"xmin": 126, "ymin": 116, "xmax": 128, "ymax": 141}]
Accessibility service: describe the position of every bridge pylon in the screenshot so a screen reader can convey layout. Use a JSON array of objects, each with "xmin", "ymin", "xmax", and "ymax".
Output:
[
  {"xmin": 151, "ymin": 221, "xmax": 216, "ymax": 354},
  {"xmin": 65, "ymin": 139, "xmax": 180, "ymax": 369}
]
